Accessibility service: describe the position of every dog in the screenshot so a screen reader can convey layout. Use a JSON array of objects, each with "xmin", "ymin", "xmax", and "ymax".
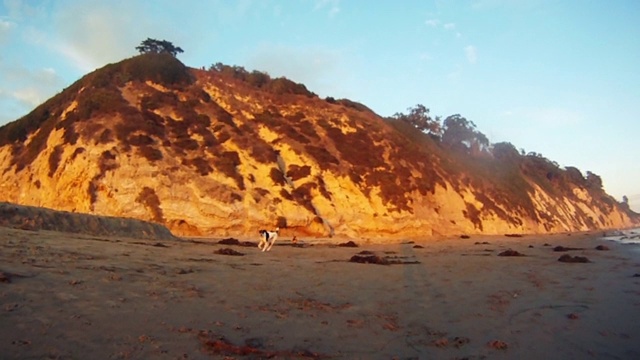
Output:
[{"xmin": 258, "ymin": 227, "xmax": 279, "ymax": 252}]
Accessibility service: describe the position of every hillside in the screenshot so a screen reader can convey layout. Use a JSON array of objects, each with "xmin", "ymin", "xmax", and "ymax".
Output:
[{"xmin": 0, "ymin": 53, "xmax": 637, "ymax": 238}]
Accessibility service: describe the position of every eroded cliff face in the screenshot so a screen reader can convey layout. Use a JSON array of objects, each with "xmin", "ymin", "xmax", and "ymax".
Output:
[{"xmin": 0, "ymin": 54, "xmax": 637, "ymax": 239}]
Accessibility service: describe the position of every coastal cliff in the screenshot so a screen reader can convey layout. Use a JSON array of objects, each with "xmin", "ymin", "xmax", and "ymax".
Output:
[{"xmin": 1, "ymin": 54, "xmax": 637, "ymax": 238}]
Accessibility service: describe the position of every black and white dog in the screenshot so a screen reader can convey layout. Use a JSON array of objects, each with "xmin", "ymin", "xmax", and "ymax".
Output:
[{"xmin": 258, "ymin": 227, "xmax": 279, "ymax": 252}]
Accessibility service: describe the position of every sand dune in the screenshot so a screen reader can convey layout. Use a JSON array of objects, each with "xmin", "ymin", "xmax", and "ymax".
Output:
[{"xmin": 1, "ymin": 226, "xmax": 639, "ymax": 359}]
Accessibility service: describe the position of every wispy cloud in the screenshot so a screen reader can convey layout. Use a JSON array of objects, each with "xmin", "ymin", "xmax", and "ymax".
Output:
[
  {"xmin": 425, "ymin": 18, "xmax": 440, "ymax": 27},
  {"xmin": 471, "ymin": 0, "xmax": 545, "ymax": 10},
  {"xmin": 425, "ymin": 18, "xmax": 461, "ymax": 38},
  {"xmin": 3, "ymin": 0, "xmax": 47, "ymax": 19},
  {"xmin": 315, "ymin": 0, "xmax": 341, "ymax": 17},
  {"xmin": 52, "ymin": 1, "xmax": 147, "ymax": 72},
  {"xmin": 0, "ymin": 64, "xmax": 65, "ymax": 122},
  {"xmin": 0, "ymin": 19, "xmax": 15, "ymax": 43},
  {"xmin": 0, "ymin": 19, "xmax": 14, "ymax": 30},
  {"xmin": 464, "ymin": 45, "xmax": 477, "ymax": 64},
  {"xmin": 418, "ymin": 52, "xmax": 432, "ymax": 61},
  {"xmin": 11, "ymin": 87, "xmax": 44, "ymax": 107}
]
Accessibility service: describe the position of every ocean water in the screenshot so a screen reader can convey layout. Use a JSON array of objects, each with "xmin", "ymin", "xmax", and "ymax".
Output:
[{"xmin": 600, "ymin": 227, "xmax": 640, "ymax": 247}]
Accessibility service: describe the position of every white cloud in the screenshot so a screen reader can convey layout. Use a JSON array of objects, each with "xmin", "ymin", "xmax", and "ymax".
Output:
[
  {"xmin": 0, "ymin": 19, "xmax": 14, "ymax": 30},
  {"xmin": 315, "ymin": 0, "xmax": 341, "ymax": 17},
  {"xmin": 465, "ymin": 45, "xmax": 477, "ymax": 64},
  {"xmin": 471, "ymin": 0, "xmax": 546, "ymax": 10},
  {"xmin": 41, "ymin": 0, "xmax": 262, "ymax": 73},
  {"xmin": 426, "ymin": 19, "xmax": 462, "ymax": 38},
  {"xmin": 425, "ymin": 18, "xmax": 440, "ymax": 27},
  {"xmin": 11, "ymin": 87, "xmax": 43, "ymax": 107},
  {"xmin": 419, "ymin": 52, "xmax": 432, "ymax": 61},
  {"xmin": 0, "ymin": 63, "xmax": 65, "ymax": 123},
  {"xmin": 3, "ymin": 0, "xmax": 47, "ymax": 19},
  {"xmin": 52, "ymin": 1, "xmax": 147, "ymax": 72},
  {"xmin": 0, "ymin": 19, "xmax": 14, "ymax": 43}
]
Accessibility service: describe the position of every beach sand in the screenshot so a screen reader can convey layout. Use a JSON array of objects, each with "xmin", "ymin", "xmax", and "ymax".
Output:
[{"xmin": 1, "ymin": 227, "xmax": 639, "ymax": 359}]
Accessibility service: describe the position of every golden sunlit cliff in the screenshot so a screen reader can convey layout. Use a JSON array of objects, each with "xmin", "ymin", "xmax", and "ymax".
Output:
[{"xmin": 0, "ymin": 53, "xmax": 637, "ymax": 239}]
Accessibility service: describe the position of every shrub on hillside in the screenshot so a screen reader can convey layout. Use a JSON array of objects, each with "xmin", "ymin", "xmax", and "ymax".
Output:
[
  {"xmin": 304, "ymin": 145, "xmax": 339, "ymax": 170},
  {"xmin": 48, "ymin": 145, "xmax": 64, "ymax": 177},
  {"xmin": 138, "ymin": 146, "xmax": 163, "ymax": 162},
  {"xmin": 183, "ymin": 156, "xmax": 213, "ymax": 176},
  {"xmin": 286, "ymin": 165, "xmax": 311, "ymax": 181},
  {"xmin": 122, "ymin": 53, "xmax": 193, "ymax": 86},
  {"xmin": 136, "ymin": 186, "xmax": 164, "ymax": 223},
  {"xmin": 214, "ymin": 151, "xmax": 244, "ymax": 190}
]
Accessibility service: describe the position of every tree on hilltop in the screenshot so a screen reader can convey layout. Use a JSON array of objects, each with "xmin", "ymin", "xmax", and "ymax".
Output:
[
  {"xmin": 136, "ymin": 38, "xmax": 184, "ymax": 57},
  {"xmin": 442, "ymin": 114, "xmax": 489, "ymax": 155},
  {"xmin": 492, "ymin": 142, "xmax": 520, "ymax": 162},
  {"xmin": 392, "ymin": 104, "xmax": 442, "ymax": 137},
  {"xmin": 586, "ymin": 171, "xmax": 603, "ymax": 190}
]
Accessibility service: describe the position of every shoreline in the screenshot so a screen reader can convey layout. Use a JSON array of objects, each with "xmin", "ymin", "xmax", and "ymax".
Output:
[{"xmin": 184, "ymin": 225, "xmax": 640, "ymax": 245}]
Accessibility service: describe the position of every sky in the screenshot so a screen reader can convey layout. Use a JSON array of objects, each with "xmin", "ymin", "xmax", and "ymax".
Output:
[{"xmin": 1, "ymin": 0, "xmax": 639, "ymax": 212}]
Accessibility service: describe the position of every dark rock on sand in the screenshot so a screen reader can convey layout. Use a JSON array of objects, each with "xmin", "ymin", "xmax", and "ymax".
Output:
[
  {"xmin": 413, "ymin": 245, "xmax": 424, "ymax": 249},
  {"xmin": 349, "ymin": 254, "xmax": 389, "ymax": 265},
  {"xmin": 244, "ymin": 337, "xmax": 266, "ymax": 349},
  {"xmin": 505, "ymin": 234, "xmax": 523, "ymax": 238},
  {"xmin": 214, "ymin": 248, "xmax": 245, "ymax": 256},
  {"xmin": 432, "ymin": 337, "xmax": 449, "ymax": 348},
  {"xmin": 558, "ymin": 254, "xmax": 590, "ymax": 263},
  {"xmin": 338, "ymin": 241, "xmax": 359, "ymax": 247},
  {"xmin": 357, "ymin": 250, "xmax": 375, "ymax": 255},
  {"xmin": 218, "ymin": 238, "xmax": 240, "ymax": 245},
  {"xmin": 460, "ymin": 235, "xmax": 471, "ymax": 239},
  {"xmin": 498, "ymin": 250, "xmax": 526, "ymax": 257},
  {"xmin": 553, "ymin": 246, "xmax": 584, "ymax": 252},
  {"xmin": 452, "ymin": 336, "xmax": 471, "ymax": 348},
  {"xmin": 487, "ymin": 340, "xmax": 508, "ymax": 350},
  {"xmin": 433, "ymin": 336, "xmax": 471, "ymax": 348},
  {"xmin": 595, "ymin": 245, "xmax": 610, "ymax": 251},
  {"xmin": 198, "ymin": 330, "xmax": 324, "ymax": 358},
  {"xmin": 0, "ymin": 272, "xmax": 12, "ymax": 283},
  {"xmin": 218, "ymin": 238, "xmax": 257, "ymax": 247},
  {"xmin": 349, "ymin": 252, "xmax": 420, "ymax": 265}
]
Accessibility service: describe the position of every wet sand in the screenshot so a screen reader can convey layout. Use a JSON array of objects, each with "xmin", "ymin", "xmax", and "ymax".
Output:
[{"xmin": 1, "ymin": 227, "xmax": 639, "ymax": 359}]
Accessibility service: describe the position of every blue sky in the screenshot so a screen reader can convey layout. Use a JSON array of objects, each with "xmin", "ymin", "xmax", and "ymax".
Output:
[{"xmin": 1, "ymin": 0, "xmax": 639, "ymax": 211}]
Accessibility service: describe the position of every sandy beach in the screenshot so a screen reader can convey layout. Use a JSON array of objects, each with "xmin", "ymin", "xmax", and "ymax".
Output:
[{"xmin": 1, "ymin": 227, "xmax": 639, "ymax": 359}]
